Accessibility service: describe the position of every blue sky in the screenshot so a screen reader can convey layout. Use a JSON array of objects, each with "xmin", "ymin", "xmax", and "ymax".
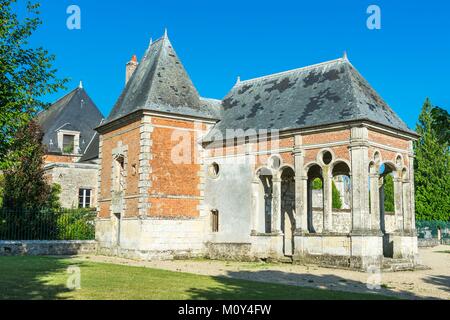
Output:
[{"xmin": 22, "ymin": 0, "xmax": 450, "ymax": 129}]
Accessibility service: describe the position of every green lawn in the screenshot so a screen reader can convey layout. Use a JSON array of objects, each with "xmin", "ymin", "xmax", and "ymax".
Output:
[{"xmin": 0, "ymin": 256, "xmax": 389, "ymax": 300}]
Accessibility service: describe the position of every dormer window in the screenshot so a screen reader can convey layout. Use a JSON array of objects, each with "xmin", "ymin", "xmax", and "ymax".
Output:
[
  {"xmin": 57, "ymin": 129, "xmax": 80, "ymax": 155},
  {"xmin": 63, "ymin": 134, "xmax": 75, "ymax": 154}
]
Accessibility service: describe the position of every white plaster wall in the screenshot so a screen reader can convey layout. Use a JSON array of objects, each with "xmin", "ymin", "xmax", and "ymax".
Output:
[{"xmin": 204, "ymin": 159, "xmax": 253, "ymax": 243}]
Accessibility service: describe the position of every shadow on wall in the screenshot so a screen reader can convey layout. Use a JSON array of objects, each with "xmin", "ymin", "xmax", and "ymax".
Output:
[
  {"xmin": 186, "ymin": 269, "xmax": 436, "ymax": 300},
  {"xmin": 0, "ymin": 256, "xmax": 77, "ymax": 300}
]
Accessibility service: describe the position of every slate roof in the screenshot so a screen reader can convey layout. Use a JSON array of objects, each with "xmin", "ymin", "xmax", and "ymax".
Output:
[
  {"xmin": 104, "ymin": 34, "xmax": 219, "ymax": 125},
  {"xmin": 204, "ymin": 57, "xmax": 414, "ymax": 141},
  {"xmin": 79, "ymin": 132, "xmax": 101, "ymax": 163},
  {"xmin": 37, "ymin": 86, "xmax": 104, "ymax": 155}
]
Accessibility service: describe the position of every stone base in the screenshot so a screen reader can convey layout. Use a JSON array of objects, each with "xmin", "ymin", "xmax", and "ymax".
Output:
[
  {"xmin": 392, "ymin": 234, "xmax": 418, "ymax": 261},
  {"xmin": 293, "ymin": 233, "xmax": 383, "ymax": 271}
]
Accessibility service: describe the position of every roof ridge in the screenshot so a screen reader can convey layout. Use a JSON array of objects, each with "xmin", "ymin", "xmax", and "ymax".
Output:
[
  {"xmin": 236, "ymin": 57, "xmax": 346, "ymax": 86},
  {"xmin": 144, "ymin": 36, "xmax": 167, "ymax": 107}
]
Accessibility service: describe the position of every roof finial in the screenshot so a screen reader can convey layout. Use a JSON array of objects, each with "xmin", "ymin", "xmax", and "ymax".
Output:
[
  {"xmin": 343, "ymin": 50, "xmax": 348, "ymax": 61},
  {"xmin": 79, "ymin": 80, "xmax": 83, "ymax": 89},
  {"xmin": 164, "ymin": 27, "xmax": 168, "ymax": 39},
  {"xmin": 235, "ymin": 76, "xmax": 241, "ymax": 85},
  {"xmin": 149, "ymin": 37, "xmax": 153, "ymax": 47}
]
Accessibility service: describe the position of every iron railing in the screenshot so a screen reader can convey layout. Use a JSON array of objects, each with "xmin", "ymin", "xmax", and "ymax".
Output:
[{"xmin": 0, "ymin": 207, "xmax": 96, "ymax": 240}]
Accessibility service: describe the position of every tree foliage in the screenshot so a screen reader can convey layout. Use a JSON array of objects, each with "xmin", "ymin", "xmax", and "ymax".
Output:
[
  {"xmin": 0, "ymin": 0, "xmax": 66, "ymax": 169},
  {"xmin": 2, "ymin": 121, "xmax": 60, "ymax": 209},
  {"xmin": 414, "ymin": 98, "xmax": 450, "ymax": 221},
  {"xmin": 383, "ymin": 174, "xmax": 395, "ymax": 212}
]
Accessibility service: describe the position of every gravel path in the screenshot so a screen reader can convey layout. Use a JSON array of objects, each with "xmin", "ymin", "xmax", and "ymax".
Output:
[{"xmin": 76, "ymin": 245, "xmax": 450, "ymax": 300}]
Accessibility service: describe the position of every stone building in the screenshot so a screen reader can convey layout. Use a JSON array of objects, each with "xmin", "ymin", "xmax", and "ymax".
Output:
[
  {"xmin": 95, "ymin": 32, "xmax": 419, "ymax": 270},
  {"xmin": 37, "ymin": 83, "xmax": 104, "ymax": 209}
]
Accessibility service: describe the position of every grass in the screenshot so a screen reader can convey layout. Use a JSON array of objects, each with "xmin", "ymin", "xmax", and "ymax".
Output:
[{"xmin": 0, "ymin": 256, "xmax": 390, "ymax": 300}]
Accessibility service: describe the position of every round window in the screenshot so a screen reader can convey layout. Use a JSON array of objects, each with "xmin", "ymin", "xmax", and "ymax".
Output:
[
  {"xmin": 208, "ymin": 162, "xmax": 220, "ymax": 178},
  {"xmin": 322, "ymin": 151, "xmax": 332, "ymax": 165}
]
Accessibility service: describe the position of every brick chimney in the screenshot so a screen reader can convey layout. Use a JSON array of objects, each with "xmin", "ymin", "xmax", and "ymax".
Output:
[{"xmin": 125, "ymin": 55, "xmax": 138, "ymax": 85}]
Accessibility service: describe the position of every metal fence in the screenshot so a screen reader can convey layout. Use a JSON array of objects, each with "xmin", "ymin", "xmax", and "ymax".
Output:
[
  {"xmin": 0, "ymin": 208, "xmax": 96, "ymax": 240},
  {"xmin": 416, "ymin": 220, "xmax": 450, "ymax": 240}
]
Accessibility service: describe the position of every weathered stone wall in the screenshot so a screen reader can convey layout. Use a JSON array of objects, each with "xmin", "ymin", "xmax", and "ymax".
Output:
[
  {"xmin": 95, "ymin": 217, "xmax": 206, "ymax": 260},
  {"xmin": 45, "ymin": 163, "xmax": 99, "ymax": 208},
  {"xmin": 0, "ymin": 240, "xmax": 97, "ymax": 256}
]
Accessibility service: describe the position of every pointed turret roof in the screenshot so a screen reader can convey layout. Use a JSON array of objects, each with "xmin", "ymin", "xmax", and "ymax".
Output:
[
  {"xmin": 37, "ymin": 85, "xmax": 104, "ymax": 155},
  {"xmin": 104, "ymin": 34, "xmax": 218, "ymax": 125}
]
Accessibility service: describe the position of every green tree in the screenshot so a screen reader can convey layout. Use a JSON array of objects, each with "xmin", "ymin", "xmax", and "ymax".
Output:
[
  {"xmin": 2, "ymin": 121, "xmax": 60, "ymax": 209},
  {"xmin": 0, "ymin": 0, "xmax": 66, "ymax": 169},
  {"xmin": 0, "ymin": 173, "xmax": 4, "ymax": 207},
  {"xmin": 332, "ymin": 181, "xmax": 343, "ymax": 209},
  {"xmin": 414, "ymin": 98, "xmax": 450, "ymax": 221},
  {"xmin": 430, "ymin": 106, "xmax": 450, "ymax": 145},
  {"xmin": 383, "ymin": 174, "xmax": 395, "ymax": 212}
]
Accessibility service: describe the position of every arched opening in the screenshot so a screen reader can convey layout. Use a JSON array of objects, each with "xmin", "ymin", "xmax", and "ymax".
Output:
[
  {"xmin": 307, "ymin": 164, "xmax": 323, "ymax": 233},
  {"xmin": 379, "ymin": 162, "xmax": 396, "ymax": 258},
  {"xmin": 332, "ymin": 161, "xmax": 351, "ymax": 210},
  {"xmin": 281, "ymin": 167, "xmax": 295, "ymax": 255},
  {"xmin": 256, "ymin": 167, "xmax": 273, "ymax": 233}
]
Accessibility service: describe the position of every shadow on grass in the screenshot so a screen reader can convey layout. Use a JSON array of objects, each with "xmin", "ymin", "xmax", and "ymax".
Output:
[
  {"xmin": 186, "ymin": 269, "xmax": 433, "ymax": 300},
  {"xmin": 0, "ymin": 256, "xmax": 77, "ymax": 300}
]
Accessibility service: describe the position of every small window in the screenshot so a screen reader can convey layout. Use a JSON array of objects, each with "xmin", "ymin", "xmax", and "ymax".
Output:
[
  {"xmin": 79, "ymin": 189, "xmax": 92, "ymax": 208},
  {"xmin": 211, "ymin": 210, "xmax": 219, "ymax": 233},
  {"xmin": 63, "ymin": 134, "xmax": 75, "ymax": 154},
  {"xmin": 322, "ymin": 151, "xmax": 332, "ymax": 165}
]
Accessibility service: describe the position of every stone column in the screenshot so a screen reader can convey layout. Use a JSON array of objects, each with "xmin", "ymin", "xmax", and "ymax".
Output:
[
  {"xmin": 349, "ymin": 126, "xmax": 370, "ymax": 233},
  {"xmin": 293, "ymin": 135, "xmax": 308, "ymax": 234},
  {"xmin": 272, "ymin": 176, "xmax": 282, "ymax": 234},
  {"xmin": 307, "ymin": 179, "xmax": 314, "ymax": 233},
  {"xmin": 408, "ymin": 143, "xmax": 416, "ymax": 233},
  {"xmin": 393, "ymin": 175, "xmax": 403, "ymax": 232},
  {"xmin": 251, "ymin": 177, "xmax": 260, "ymax": 235},
  {"xmin": 369, "ymin": 171, "xmax": 381, "ymax": 232},
  {"xmin": 379, "ymin": 182, "xmax": 386, "ymax": 233},
  {"xmin": 322, "ymin": 166, "xmax": 333, "ymax": 232},
  {"xmin": 402, "ymin": 179, "xmax": 412, "ymax": 232}
]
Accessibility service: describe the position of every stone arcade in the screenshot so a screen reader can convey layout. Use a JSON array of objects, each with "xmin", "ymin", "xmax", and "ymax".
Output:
[{"xmin": 95, "ymin": 32, "xmax": 419, "ymax": 270}]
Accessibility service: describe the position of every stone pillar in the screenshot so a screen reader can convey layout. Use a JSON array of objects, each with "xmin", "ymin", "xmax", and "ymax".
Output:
[
  {"xmin": 393, "ymin": 176, "xmax": 403, "ymax": 232},
  {"xmin": 293, "ymin": 135, "xmax": 308, "ymax": 234},
  {"xmin": 369, "ymin": 171, "xmax": 381, "ymax": 232},
  {"xmin": 408, "ymin": 143, "xmax": 416, "ymax": 233},
  {"xmin": 379, "ymin": 182, "xmax": 385, "ymax": 233},
  {"xmin": 307, "ymin": 179, "xmax": 314, "ymax": 233},
  {"xmin": 251, "ymin": 178, "xmax": 260, "ymax": 235},
  {"xmin": 402, "ymin": 179, "xmax": 412, "ymax": 232},
  {"xmin": 349, "ymin": 126, "xmax": 370, "ymax": 233},
  {"xmin": 322, "ymin": 166, "xmax": 333, "ymax": 232},
  {"xmin": 272, "ymin": 176, "xmax": 282, "ymax": 234}
]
